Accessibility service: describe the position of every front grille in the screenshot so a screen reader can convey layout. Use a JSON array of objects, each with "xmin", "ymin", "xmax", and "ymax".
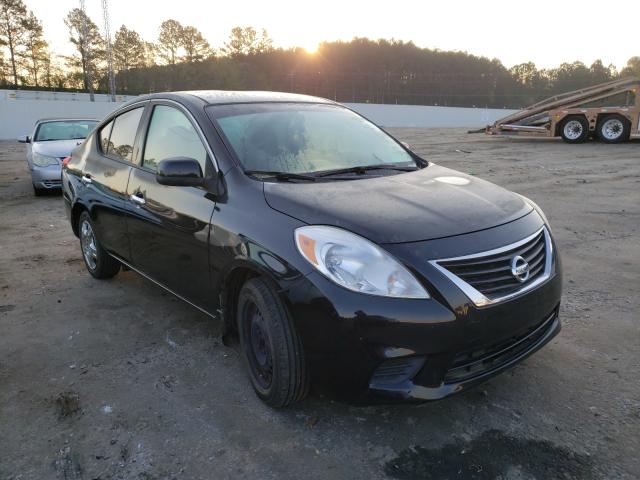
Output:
[
  {"xmin": 433, "ymin": 227, "xmax": 551, "ymax": 305},
  {"xmin": 444, "ymin": 310, "xmax": 558, "ymax": 384},
  {"xmin": 43, "ymin": 179, "xmax": 62, "ymax": 188}
]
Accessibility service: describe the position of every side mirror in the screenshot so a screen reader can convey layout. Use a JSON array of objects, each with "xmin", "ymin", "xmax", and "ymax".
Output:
[
  {"xmin": 156, "ymin": 157, "xmax": 205, "ymax": 187},
  {"xmin": 17, "ymin": 135, "xmax": 30, "ymax": 143}
]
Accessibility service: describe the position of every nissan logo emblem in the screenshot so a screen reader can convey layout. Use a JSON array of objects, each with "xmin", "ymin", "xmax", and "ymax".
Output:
[{"xmin": 511, "ymin": 255, "xmax": 530, "ymax": 283}]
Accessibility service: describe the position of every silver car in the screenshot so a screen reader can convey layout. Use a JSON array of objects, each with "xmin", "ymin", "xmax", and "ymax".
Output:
[{"xmin": 18, "ymin": 118, "xmax": 98, "ymax": 195}]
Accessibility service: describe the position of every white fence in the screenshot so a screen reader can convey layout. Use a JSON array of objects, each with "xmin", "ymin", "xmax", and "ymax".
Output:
[
  {"xmin": 0, "ymin": 89, "xmax": 518, "ymax": 140},
  {"xmin": 0, "ymin": 90, "xmax": 136, "ymax": 139},
  {"xmin": 345, "ymin": 103, "xmax": 517, "ymax": 128}
]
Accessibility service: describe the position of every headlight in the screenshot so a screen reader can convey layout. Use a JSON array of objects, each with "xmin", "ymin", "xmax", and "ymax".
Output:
[
  {"xmin": 295, "ymin": 226, "xmax": 429, "ymax": 299},
  {"xmin": 32, "ymin": 152, "xmax": 60, "ymax": 167}
]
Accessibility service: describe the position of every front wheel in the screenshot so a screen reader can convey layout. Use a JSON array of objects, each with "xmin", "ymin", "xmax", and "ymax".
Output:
[
  {"xmin": 33, "ymin": 183, "xmax": 44, "ymax": 196},
  {"xmin": 78, "ymin": 211, "xmax": 120, "ymax": 279},
  {"xmin": 237, "ymin": 277, "xmax": 309, "ymax": 407},
  {"xmin": 559, "ymin": 115, "xmax": 589, "ymax": 143},
  {"xmin": 597, "ymin": 114, "xmax": 630, "ymax": 143}
]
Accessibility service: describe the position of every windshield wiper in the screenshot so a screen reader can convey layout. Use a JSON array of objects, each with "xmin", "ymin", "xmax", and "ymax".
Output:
[
  {"xmin": 245, "ymin": 170, "xmax": 317, "ymax": 182},
  {"xmin": 313, "ymin": 164, "xmax": 420, "ymax": 178}
]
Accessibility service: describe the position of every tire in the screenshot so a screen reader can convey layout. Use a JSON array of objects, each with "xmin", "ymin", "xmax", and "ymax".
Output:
[
  {"xmin": 597, "ymin": 114, "xmax": 630, "ymax": 143},
  {"xmin": 559, "ymin": 115, "xmax": 589, "ymax": 143},
  {"xmin": 77, "ymin": 211, "xmax": 120, "ymax": 279},
  {"xmin": 237, "ymin": 277, "xmax": 309, "ymax": 407},
  {"xmin": 33, "ymin": 184, "xmax": 44, "ymax": 196}
]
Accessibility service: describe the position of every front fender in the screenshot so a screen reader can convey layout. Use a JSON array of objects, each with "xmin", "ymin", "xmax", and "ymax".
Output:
[{"xmin": 213, "ymin": 235, "xmax": 309, "ymax": 340}]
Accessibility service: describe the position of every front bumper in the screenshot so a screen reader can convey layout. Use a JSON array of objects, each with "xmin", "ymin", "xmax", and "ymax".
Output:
[
  {"xmin": 30, "ymin": 165, "xmax": 62, "ymax": 189},
  {"xmin": 369, "ymin": 309, "xmax": 560, "ymax": 401},
  {"xmin": 283, "ymin": 214, "xmax": 562, "ymax": 402}
]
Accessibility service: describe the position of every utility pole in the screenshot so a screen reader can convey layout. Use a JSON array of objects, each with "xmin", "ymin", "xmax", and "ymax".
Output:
[
  {"xmin": 79, "ymin": 0, "xmax": 95, "ymax": 101},
  {"xmin": 102, "ymin": 0, "xmax": 116, "ymax": 101}
]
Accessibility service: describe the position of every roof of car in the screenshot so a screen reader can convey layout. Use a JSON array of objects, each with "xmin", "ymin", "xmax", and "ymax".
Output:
[
  {"xmin": 185, "ymin": 90, "xmax": 335, "ymax": 105},
  {"xmin": 133, "ymin": 90, "xmax": 333, "ymax": 106},
  {"xmin": 112, "ymin": 91, "xmax": 339, "ymax": 116}
]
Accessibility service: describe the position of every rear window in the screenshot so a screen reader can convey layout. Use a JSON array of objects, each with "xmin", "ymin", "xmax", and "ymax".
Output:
[{"xmin": 100, "ymin": 107, "xmax": 144, "ymax": 162}]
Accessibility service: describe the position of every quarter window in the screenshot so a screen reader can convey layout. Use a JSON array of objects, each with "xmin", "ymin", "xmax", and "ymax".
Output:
[
  {"xmin": 103, "ymin": 107, "xmax": 144, "ymax": 162},
  {"xmin": 142, "ymin": 105, "xmax": 208, "ymax": 172},
  {"xmin": 99, "ymin": 120, "xmax": 114, "ymax": 153}
]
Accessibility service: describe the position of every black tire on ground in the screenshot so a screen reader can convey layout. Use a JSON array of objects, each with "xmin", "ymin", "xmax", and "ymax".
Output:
[
  {"xmin": 596, "ymin": 114, "xmax": 630, "ymax": 144},
  {"xmin": 237, "ymin": 277, "xmax": 309, "ymax": 407},
  {"xmin": 33, "ymin": 184, "xmax": 44, "ymax": 196},
  {"xmin": 77, "ymin": 211, "xmax": 120, "ymax": 279},
  {"xmin": 559, "ymin": 115, "xmax": 589, "ymax": 143}
]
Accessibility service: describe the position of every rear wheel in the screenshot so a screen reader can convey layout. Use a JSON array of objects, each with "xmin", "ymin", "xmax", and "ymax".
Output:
[
  {"xmin": 559, "ymin": 115, "xmax": 589, "ymax": 143},
  {"xmin": 237, "ymin": 277, "xmax": 309, "ymax": 407},
  {"xmin": 597, "ymin": 114, "xmax": 630, "ymax": 143},
  {"xmin": 78, "ymin": 211, "xmax": 120, "ymax": 279}
]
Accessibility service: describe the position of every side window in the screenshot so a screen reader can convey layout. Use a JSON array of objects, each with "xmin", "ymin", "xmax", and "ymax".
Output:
[
  {"xmin": 142, "ymin": 105, "xmax": 208, "ymax": 172},
  {"xmin": 99, "ymin": 120, "xmax": 114, "ymax": 153},
  {"xmin": 105, "ymin": 107, "xmax": 144, "ymax": 162}
]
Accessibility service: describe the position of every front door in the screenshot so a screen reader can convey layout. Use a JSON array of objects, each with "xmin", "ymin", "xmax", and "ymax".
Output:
[{"xmin": 126, "ymin": 103, "xmax": 217, "ymax": 309}]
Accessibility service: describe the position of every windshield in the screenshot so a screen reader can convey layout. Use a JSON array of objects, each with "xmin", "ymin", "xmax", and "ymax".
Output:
[
  {"xmin": 34, "ymin": 120, "xmax": 97, "ymax": 142},
  {"xmin": 207, "ymin": 103, "xmax": 417, "ymax": 175}
]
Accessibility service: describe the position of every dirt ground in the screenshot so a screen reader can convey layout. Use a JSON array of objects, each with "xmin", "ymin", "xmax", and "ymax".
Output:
[{"xmin": 0, "ymin": 129, "xmax": 638, "ymax": 480}]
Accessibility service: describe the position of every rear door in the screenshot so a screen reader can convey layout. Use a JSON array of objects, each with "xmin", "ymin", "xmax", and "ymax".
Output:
[
  {"xmin": 125, "ymin": 101, "xmax": 217, "ymax": 309},
  {"xmin": 82, "ymin": 104, "xmax": 147, "ymax": 260}
]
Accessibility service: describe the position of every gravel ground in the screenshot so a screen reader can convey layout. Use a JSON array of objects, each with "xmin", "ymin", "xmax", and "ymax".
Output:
[{"xmin": 0, "ymin": 130, "xmax": 638, "ymax": 480}]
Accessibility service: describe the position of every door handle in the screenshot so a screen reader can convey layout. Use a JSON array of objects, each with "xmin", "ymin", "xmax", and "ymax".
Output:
[
  {"xmin": 81, "ymin": 174, "xmax": 92, "ymax": 184},
  {"xmin": 130, "ymin": 192, "xmax": 146, "ymax": 205}
]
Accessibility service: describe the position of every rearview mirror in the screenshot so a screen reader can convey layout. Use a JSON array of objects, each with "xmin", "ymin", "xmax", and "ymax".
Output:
[
  {"xmin": 17, "ymin": 135, "xmax": 30, "ymax": 143},
  {"xmin": 156, "ymin": 157, "xmax": 205, "ymax": 187}
]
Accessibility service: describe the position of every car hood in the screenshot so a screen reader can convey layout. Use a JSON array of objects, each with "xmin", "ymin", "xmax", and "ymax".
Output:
[
  {"xmin": 33, "ymin": 139, "xmax": 83, "ymax": 158},
  {"xmin": 263, "ymin": 164, "xmax": 533, "ymax": 243}
]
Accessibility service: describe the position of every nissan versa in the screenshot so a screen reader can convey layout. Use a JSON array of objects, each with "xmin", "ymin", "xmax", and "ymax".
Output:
[{"xmin": 62, "ymin": 91, "xmax": 562, "ymax": 407}]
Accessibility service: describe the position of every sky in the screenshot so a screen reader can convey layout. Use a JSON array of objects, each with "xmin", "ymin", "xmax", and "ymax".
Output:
[{"xmin": 25, "ymin": 0, "xmax": 639, "ymax": 70}]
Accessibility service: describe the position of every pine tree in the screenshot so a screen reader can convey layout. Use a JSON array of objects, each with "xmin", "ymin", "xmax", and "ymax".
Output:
[
  {"xmin": 0, "ymin": 0, "xmax": 28, "ymax": 86},
  {"xmin": 181, "ymin": 26, "xmax": 212, "ymax": 62},
  {"xmin": 113, "ymin": 25, "xmax": 146, "ymax": 71},
  {"xmin": 157, "ymin": 19, "xmax": 183, "ymax": 65},
  {"xmin": 64, "ymin": 8, "xmax": 105, "ymax": 96},
  {"xmin": 223, "ymin": 27, "xmax": 273, "ymax": 57},
  {"xmin": 20, "ymin": 10, "xmax": 48, "ymax": 86}
]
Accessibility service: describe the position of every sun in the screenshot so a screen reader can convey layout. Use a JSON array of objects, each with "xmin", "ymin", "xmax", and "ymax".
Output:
[{"xmin": 302, "ymin": 42, "xmax": 319, "ymax": 54}]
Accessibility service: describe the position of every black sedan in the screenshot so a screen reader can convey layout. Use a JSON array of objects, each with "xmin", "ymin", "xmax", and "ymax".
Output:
[{"xmin": 62, "ymin": 91, "xmax": 562, "ymax": 407}]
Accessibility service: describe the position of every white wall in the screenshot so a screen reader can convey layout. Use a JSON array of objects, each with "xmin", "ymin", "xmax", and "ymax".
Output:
[
  {"xmin": 0, "ymin": 90, "xmax": 136, "ymax": 139},
  {"xmin": 344, "ymin": 103, "xmax": 518, "ymax": 128},
  {"xmin": 0, "ymin": 89, "xmax": 518, "ymax": 139}
]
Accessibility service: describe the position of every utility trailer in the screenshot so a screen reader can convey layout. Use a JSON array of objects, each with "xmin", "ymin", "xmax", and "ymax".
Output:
[{"xmin": 485, "ymin": 77, "xmax": 640, "ymax": 143}]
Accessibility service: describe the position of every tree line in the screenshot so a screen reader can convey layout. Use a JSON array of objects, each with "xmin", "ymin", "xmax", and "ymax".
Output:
[{"xmin": 1, "ymin": 0, "xmax": 639, "ymax": 108}]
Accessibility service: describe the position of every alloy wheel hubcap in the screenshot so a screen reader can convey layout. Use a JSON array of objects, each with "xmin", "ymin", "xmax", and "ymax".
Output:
[
  {"xmin": 563, "ymin": 120, "xmax": 583, "ymax": 140},
  {"xmin": 80, "ymin": 220, "xmax": 98, "ymax": 270},
  {"xmin": 601, "ymin": 119, "xmax": 623, "ymax": 140}
]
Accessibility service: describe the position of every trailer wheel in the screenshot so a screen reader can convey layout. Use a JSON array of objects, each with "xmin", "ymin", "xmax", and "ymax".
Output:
[
  {"xmin": 597, "ymin": 114, "xmax": 630, "ymax": 143},
  {"xmin": 560, "ymin": 116, "xmax": 589, "ymax": 143}
]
